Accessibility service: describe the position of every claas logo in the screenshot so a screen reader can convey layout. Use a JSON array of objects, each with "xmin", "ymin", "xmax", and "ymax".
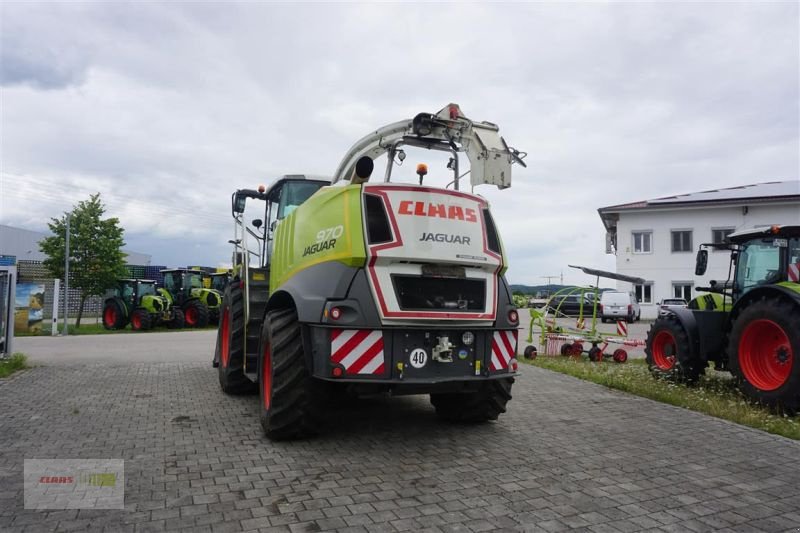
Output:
[{"xmin": 398, "ymin": 201, "xmax": 478, "ymax": 223}]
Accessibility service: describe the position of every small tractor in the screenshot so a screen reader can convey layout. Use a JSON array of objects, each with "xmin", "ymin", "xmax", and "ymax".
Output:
[
  {"xmin": 215, "ymin": 104, "xmax": 526, "ymax": 439},
  {"xmin": 102, "ymin": 279, "xmax": 184, "ymax": 331},
  {"xmin": 645, "ymin": 224, "xmax": 800, "ymax": 412},
  {"xmin": 158, "ymin": 268, "xmax": 222, "ymax": 327}
]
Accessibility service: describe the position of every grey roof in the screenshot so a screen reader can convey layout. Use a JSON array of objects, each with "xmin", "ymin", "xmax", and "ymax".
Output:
[{"xmin": 596, "ymin": 180, "xmax": 799, "ymax": 233}]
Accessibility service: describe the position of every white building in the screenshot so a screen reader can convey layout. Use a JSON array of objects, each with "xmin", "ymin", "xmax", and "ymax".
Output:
[{"xmin": 598, "ymin": 181, "xmax": 800, "ymax": 319}]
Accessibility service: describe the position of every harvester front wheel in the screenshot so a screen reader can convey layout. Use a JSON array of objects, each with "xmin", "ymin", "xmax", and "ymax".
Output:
[
  {"xmin": 259, "ymin": 307, "xmax": 320, "ymax": 440},
  {"xmin": 728, "ymin": 298, "xmax": 800, "ymax": 413},
  {"xmin": 184, "ymin": 300, "xmax": 210, "ymax": 328},
  {"xmin": 130, "ymin": 309, "xmax": 152, "ymax": 331},
  {"xmin": 644, "ymin": 315, "xmax": 703, "ymax": 383},
  {"xmin": 430, "ymin": 378, "xmax": 514, "ymax": 423},
  {"xmin": 217, "ymin": 284, "xmax": 255, "ymax": 394},
  {"xmin": 102, "ymin": 300, "xmax": 127, "ymax": 330},
  {"xmin": 167, "ymin": 308, "xmax": 185, "ymax": 329}
]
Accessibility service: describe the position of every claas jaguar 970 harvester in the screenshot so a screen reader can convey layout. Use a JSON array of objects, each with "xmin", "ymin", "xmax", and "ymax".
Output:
[{"xmin": 214, "ymin": 104, "xmax": 527, "ymax": 439}]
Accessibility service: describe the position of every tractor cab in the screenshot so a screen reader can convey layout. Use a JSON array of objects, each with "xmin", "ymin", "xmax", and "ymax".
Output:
[
  {"xmin": 695, "ymin": 224, "xmax": 800, "ymax": 301},
  {"xmin": 162, "ymin": 269, "xmax": 204, "ymax": 297},
  {"xmin": 209, "ymin": 272, "xmax": 230, "ymax": 293}
]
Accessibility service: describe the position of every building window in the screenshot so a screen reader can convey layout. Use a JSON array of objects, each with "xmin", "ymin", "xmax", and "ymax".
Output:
[
  {"xmin": 671, "ymin": 230, "xmax": 693, "ymax": 252},
  {"xmin": 634, "ymin": 283, "xmax": 653, "ymax": 304},
  {"xmin": 632, "ymin": 231, "xmax": 652, "ymax": 254},
  {"xmin": 711, "ymin": 228, "xmax": 734, "ymax": 247},
  {"xmin": 673, "ymin": 282, "xmax": 693, "ymax": 301}
]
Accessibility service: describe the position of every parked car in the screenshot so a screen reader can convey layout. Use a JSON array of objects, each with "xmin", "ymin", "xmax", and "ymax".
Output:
[
  {"xmin": 599, "ymin": 291, "xmax": 640, "ymax": 323},
  {"xmin": 547, "ymin": 294, "xmax": 594, "ymax": 317},
  {"xmin": 658, "ymin": 298, "xmax": 688, "ymax": 317}
]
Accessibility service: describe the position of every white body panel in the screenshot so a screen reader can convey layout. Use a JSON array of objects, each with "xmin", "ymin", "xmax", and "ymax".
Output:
[{"xmin": 362, "ymin": 184, "xmax": 502, "ymax": 324}]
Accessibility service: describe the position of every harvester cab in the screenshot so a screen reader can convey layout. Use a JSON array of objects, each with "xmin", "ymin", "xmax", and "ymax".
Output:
[
  {"xmin": 159, "ymin": 268, "xmax": 222, "ymax": 328},
  {"xmin": 103, "ymin": 279, "xmax": 184, "ymax": 331},
  {"xmin": 646, "ymin": 224, "xmax": 800, "ymax": 412},
  {"xmin": 217, "ymin": 104, "xmax": 527, "ymax": 439}
]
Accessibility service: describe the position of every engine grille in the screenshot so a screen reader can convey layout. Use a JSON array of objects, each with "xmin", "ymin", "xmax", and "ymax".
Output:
[{"xmin": 391, "ymin": 275, "xmax": 485, "ymax": 312}]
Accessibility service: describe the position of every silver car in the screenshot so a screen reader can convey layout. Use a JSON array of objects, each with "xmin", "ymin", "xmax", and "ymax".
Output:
[{"xmin": 658, "ymin": 298, "xmax": 688, "ymax": 317}]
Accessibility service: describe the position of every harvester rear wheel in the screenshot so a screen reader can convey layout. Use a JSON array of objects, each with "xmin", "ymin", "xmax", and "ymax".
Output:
[
  {"xmin": 130, "ymin": 309, "xmax": 152, "ymax": 331},
  {"xmin": 728, "ymin": 298, "xmax": 800, "ymax": 413},
  {"xmin": 259, "ymin": 307, "xmax": 321, "ymax": 440},
  {"xmin": 184, "ymin": 300, "xmax": 210, "ymax": 328},
  {"xmin": 102, "ymin": 299, "xmax": 127, "ymax": 330},
  {"xmin": 217, "ymin": 284, "xmax": 256, "ymax": 394},
  {"xmin": 430, "ymin": 378, "xmax": 514, "ymax": 422},
  {"xmin": 167, "ymin": 308, "xmax": 185, "ymax": 329},
  {"xmin": 645, "ymin": 315, "xmax": 703, "ymax": 383}
]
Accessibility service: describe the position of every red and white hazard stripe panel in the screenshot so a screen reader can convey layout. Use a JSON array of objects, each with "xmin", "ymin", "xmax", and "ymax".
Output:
[
  {"xmin": 490, "ymin": 330, "xmax": 518, "ymax": 371},
  {"xmin": 789, "ymin": 262, "xmax": 800, "ymax": 282},
  {"xmin": 330, "ymin": 329, "xmax": 386, "ymax": 375},
  {"xmin": 616, "ymin": 320, "xmax": 628, "ymax": 336}
]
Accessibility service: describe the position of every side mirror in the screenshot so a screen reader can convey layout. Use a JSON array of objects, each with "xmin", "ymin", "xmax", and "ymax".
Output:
[
  {"xmin": 695, "ymin": 249, "xmax": 708, "ymax": 276},
  {"xmin": 252, "ymin": 219, "xmax": 263, "ymax": 229},
  {"xmin": 270, "ymin": 220, "xmax": 278, "ymax": 232},
  {"xmin": 232, "ymin": 192, "xmax": 246, "ymax": 214}
]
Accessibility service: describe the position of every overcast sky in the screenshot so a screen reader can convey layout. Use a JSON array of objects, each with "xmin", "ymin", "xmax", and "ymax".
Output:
[{"xmin": 1, "ymin": 2, "xmax": 798, "ymax": 286}]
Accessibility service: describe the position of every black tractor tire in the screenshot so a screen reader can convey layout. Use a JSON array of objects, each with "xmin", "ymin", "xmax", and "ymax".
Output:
[
  {"xmin": 259, "ymin": 308, "xmax": 321, "ymax": 440},
  {"xmin": 183, "ymin": 300, "xmax": 210, "ymax": 328},
  {"xmin": 167, "ymin": 308, "xmax": 185, "ymax": 329},
  {"xmin": 430, "ymin": 378, "xmax": 514, "ymax": 422},
  {"xmin": 645, "ymin": 315, "xmax": 704, "ymax": 383},
  {"xmin": 217, "ymin": 283, "xmax": 255, "ymax": 394},
  {"xmin": 728, "ymin": 297, "xmax": 800, "ymax": 413},
  {"xmin": 102, "ymin": 299, "xmax": 127, "ymax": 330},
  {"xmin": 130, "ymin": 308, "xmax": 152, "ymax": 331}
]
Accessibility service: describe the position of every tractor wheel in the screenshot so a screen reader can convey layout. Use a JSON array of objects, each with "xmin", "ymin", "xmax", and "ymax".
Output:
[
  {"xmin": 613, "ymin": 349, "xmax": 628, "ymax": 363},
  {"xmin": 102, "ymin": 300, "xmax": 127, "ymax": 330},
  {"xmin": 524, "ymin": 345, "xmax": 537, "ymax": 360},
  {"xmin": 588, "ymin": 346, "xmax": 602, "ymax": 362},
  {"xmin": 217, "ymin": 283, "xmax": 256, "ymax": 394},
  {"xmin": 645, "ymin": 315, "xmax": 703, "ymax": 383},
  {"xmin": 430, "ymin": 378, "xmax": 514, "ymax": 422},
  {"xmin": 728, "ymin": 298, "xmax": 800, "ymax": 413},
  {"xmin": 259, "ymin": 307, "xmax": 321, "ymax": 440},
  {"xmin": 130, "ymin": 309, "xmax": 152, "ymax": 331},
  {"xmin": 167, "ymin": 308, "xmax": 185, "ymax": 329},
  {"xmin": 183, "ymin": 300, "xmax": 210, "ymax": 328}
]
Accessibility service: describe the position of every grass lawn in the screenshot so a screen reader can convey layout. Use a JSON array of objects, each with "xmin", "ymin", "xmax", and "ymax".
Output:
[
  {"xmin": 524, "ymin": 356, "xmax": 800, "ymax": 441},
  {"xmin": 0, "ymin": 353, "xmax": 29, "ymax": 378},
  {"xmin": 16, "ymin": 324, "xmax": 217, "ymax": 336}
]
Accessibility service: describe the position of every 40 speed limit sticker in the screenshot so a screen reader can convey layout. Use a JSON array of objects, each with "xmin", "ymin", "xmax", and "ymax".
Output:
[{"xmin": 409, "ymin": 348, "xmax": 428, "ymax": 368}]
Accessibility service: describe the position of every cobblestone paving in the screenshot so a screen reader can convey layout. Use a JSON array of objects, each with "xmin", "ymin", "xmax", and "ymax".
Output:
[{"xmin": 1, "ymin": 362, "xmax": 799, "ymax": 532}]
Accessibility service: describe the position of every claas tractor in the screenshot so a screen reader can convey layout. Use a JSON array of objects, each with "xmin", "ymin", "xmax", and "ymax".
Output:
[
  {"xmin": 645, "ymin": 224, "xmax": 800, "ymax": 412},
  {"xmin": 214, "ymin": 103, "xmax": 527, "ymax": 440},
  {"xmin": 102, "ymin": 279, "xmax": 185, "ymax": 331},
  {"xmin": 158, "ymin": 269, "xmax": 222, "ymax": 327}
]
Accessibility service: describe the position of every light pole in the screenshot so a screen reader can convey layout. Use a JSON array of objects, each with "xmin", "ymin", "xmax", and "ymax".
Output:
[{"xmin": 63, "ymin": 214, "xmax": 70, "ymax": 336}]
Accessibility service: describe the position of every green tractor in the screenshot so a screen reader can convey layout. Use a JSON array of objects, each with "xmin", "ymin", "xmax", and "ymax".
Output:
[
  {"xmin": 645, "ymin": 224, "xmax": 800, "ymax": 411},
  {"xmin": 158, "ymin": 269, "xmax": 222, "ymax": 328},
  {"xmin": 102, "ymin": 279, "xmax": 185, "ymax": 331}
]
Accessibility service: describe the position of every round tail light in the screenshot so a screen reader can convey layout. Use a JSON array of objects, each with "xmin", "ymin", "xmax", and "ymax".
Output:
[
  {"xmin": 508, "ymin": 310, "xmax": 519, "ymax": 324},
  {"xmin": 330, "ymin": 307, "xmax": 342, "ymax": 320}
]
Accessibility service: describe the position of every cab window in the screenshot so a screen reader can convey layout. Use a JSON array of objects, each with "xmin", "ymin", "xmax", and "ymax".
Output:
[
  {"xmin": 736, "ymin": 239, "xmax": 781, "ymax": 294},
  {"xmin": 277, "ymin": 181, "xmax": 325, "ymax": 219}
]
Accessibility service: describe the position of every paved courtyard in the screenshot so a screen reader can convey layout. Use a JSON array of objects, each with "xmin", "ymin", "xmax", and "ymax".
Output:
[{"xmin": 1, "ymin": 332, "xmax": 799, "ymax": 532}]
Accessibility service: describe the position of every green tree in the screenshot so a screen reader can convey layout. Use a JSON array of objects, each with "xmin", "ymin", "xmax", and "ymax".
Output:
[{"xmin": 39, "ymin": 194, "xmax": 127, "ymax": 328}]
